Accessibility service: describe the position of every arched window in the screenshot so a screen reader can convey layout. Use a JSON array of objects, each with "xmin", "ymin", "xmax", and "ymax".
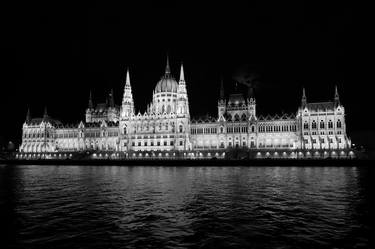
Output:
[
  {"xmin": 320, "ymin": 121, "xmax": 325, "ymax": 129},
  {"xmin": 161, "ymin": 105, "xmax": 165, "ymax": 113},
  {"xmin": 337, "ymin": 120, "xmax": 342, "ymax": 128},
  {"xmin": 167, "ymin": 105, "xmax": 171, "ymax": 114},
  {"xmin": 179, "ymin": 125, "xmax": 183, "ymax": 133},
  {"xmin": 303, "ymin": 122, "xmax": 309, "ymax": 129},
  {"xmin": 312, "ymin": 120, "xmax": 317, "ymax": 129},
  {"xmin": 234, "ymin": 114, "xmax": 240, "ymax": 121},
  {"xmin": 220, "ymin": 126, "xmax": 224, "ymax": 133},
  {"xmin": 251, "ymin": 126, "xmax": 255, "ymax": 133},
  {"xmin": 123, "ymin": 126, "xmax": 127, "ymax": 134},
  {"xmin": 328, "ymin": 120, "xmax": 333, "ymax": 129}
]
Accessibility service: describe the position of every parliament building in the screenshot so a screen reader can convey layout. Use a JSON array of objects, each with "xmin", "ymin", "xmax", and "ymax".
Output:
[{"xmin": 18, "ymin": 57, "xmax": 354, "ymax": 159}]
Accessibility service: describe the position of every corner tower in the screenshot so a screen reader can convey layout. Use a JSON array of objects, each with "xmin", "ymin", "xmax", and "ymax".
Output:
[{"xmin": 121, "ymin": 68, "xmax": 135, "ymax": 118}]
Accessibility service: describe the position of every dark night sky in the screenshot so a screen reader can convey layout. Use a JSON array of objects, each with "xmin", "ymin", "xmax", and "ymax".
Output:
[{"xmin": 0, "ymin": 1, "xmax": 370, "ymax": 148}]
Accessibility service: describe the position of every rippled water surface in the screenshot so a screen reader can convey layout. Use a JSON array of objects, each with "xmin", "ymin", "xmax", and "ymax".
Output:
[{"xmin": 0, "ymin": 165, "xmax": 374, "ymax": 249}]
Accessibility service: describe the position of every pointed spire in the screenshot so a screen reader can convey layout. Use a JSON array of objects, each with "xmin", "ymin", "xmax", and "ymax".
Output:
[
  {"xmin": 26, "ymin": 107, "xmax": 31, "ymax": 122},
  {"xmin": 43, "ymin": 107, "xmax": 48, "ymax": 119},
  {"xmin": 220, "ymin": 77, "xmax": 225, "ymax": 99},
  {"xmin": 248, "ymin": 86, "xmax": 254, "ymax": 99},
  {"xmin": 334, "ymin": 85, "xmax": 340, "ymax": 106},
  {"xmin": 109, "ymin": 89, "xmax": 115, "ymax": 107},
  {"xmin": 179, "ymin": 62, "xmax": 185, "ymax": 83},
  {"xmin": 126, "ymin": 67, "xmax": 131, "ymax": 86},
  {"xmin": 88, "ymin": 90, "xmax": 93, "ymax": 109},
  {"xmin": 301, "ymin": 87, "xmax": 307, "ymax": 107},
  {"xmin": 165, "ymin": 54, "xmax": 171, "ymax": 76}
]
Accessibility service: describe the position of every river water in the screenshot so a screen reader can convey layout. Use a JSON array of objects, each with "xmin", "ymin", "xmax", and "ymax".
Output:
[{"xmin": 0, "ymin": 165, "xmax": 373, "ymax": 249}]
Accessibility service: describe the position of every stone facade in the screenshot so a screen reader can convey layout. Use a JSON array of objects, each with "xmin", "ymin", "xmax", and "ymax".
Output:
[{"xmin": 18, "ymin": 57, "xmax": 353, "ymax": 159}]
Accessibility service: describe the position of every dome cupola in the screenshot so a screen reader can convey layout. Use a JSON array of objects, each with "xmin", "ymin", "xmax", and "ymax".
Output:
[{"xmin": 155, "ymin": 55, "xmax": 178, "ymax": 93}]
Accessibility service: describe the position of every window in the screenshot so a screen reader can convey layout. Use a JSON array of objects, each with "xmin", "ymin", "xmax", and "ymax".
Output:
[
  {"xmin": 180, "ymin": 141, "xmax": 183, "ymax": 146},
  {"xmin": 179, "ymin": 125, "xmax": 183, "ymax": 133},
  {"xmin": 303, "ymin": 122, "xmax": 309, "ymax": 129},
  {"xmin": 170, "ymin": 141, "xmax": 174, "ymax": 146},
  {"xmin": 320, "ymin": 121, "xmax": 325, "ymax": 129},
  {"xmin": 157, "ymin": 141, "xmax": 160, "ymax": 146},
  {"xmin": 144, "ymin": 142, "xmax": 148, "ymax": 146},
  {"xmin": 132, "ymin": 142, "xmax": 135, "ymax": 146},
  {"xmin": 138, "ymin": 142, "xmax": 141, "ymax": 146},
  {"xmin": 220, "ymin": 127, "xmax": 224, "ymax": 133},
  {"xmin": 151, "ymin": 141, "xmax": 154, "ymax": 146},
  {"xmin": 312, "ymin": 121, "xmax": 317, "ymax": 129},
  {"xmin": 164, "ymin": 141, "xmax": 167, "ymax": 146},
  {"xmin": 328, "ymin": 121, "xmax": 333, "ymax": 129},
  {"xmin": 337, "ymin": 120, "xmax": 342, "ymax": 128},
  {"xmin": 251, "ymin": 126, "xmax": 255, "ymax": 133}
]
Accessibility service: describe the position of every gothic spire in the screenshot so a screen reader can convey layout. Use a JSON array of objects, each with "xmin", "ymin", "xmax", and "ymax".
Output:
[
  {"xmin": 88, "ymin": 90, "xmax": 93, "ymax": 109},
  {"xmin": 26, "ymin": 107, "xmax": 31, "ymax": 123},
  {"xmin": 43, "ymin": 106, "xmax": 48, "ymax": 119},
  {"xmin": 179, "ymin": 62, "xmax": 185, "ymax": 83},
  {"xmin": 220, "ymin": 77, "xmax": 225, "ymax": 99},
  {"xmin": 334, "ymin": 85, "xmax": 340, "ymax": 105},
  {"xmin": 126, "ymin": 67, "xmax": 131, "ymax": 86},
  {"xmin": 109, "ymin": 89, "xmax": 115, "ymax": 107},
  {"xmin": 165, "ymin": 54, "xmax": 171, "ymax": 76},
  {"xmin": 301, "ymin": 87, "xmax": 307, "ymax": 107}
]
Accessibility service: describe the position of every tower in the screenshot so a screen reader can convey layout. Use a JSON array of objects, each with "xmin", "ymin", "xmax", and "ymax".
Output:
[
  {"xmin": 334, "ymin": 85, "xmax": 340, "ymax": 107},
  {"xmin": 177, "ymin": 62, "xmax": 189, "ymax": 116},
  {"xmin": 217, "ymin": 77, "xmax": 226, "ymax": 117},
  {"xmin": 121, "ymin": 68, "xmax": 135, "ymax": 118},
  {"xmin": 25, "ymin": 108, "xmax": 31, "ymax": 123},
  {"xmin": 88, "ymin": 90, "xmax": 94, "ymax": 109},
  {"xmin": 43, "ymin": 107, "xmax": 48, "ymax": 119},
  {"xmin": 301, "ymin": 87, "xmax": 307, "ymax": 107},
  {"xmin": 247, "ymin": 86, "xmax": 256, "ymax": 118},
  {"xmin": 109, "ymin": 89, "xmax": 115, "ymax": 108}
]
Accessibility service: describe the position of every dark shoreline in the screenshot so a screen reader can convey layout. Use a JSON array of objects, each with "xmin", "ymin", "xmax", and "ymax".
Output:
[{"xmin": 1, "ymin": 158, "xmax": 373, "ymax": 166}]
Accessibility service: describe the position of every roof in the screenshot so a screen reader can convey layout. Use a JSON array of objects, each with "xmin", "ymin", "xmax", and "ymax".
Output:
[
  {"xmin": 27, "ymin": 117, "xmax": 63, "ymax": 126},
  {"xmin": 155, "ymin": 75, "xmax": 178, "ymax": 93},
  {"xmin": 306, "ymin": 102, "xmax": 335, "ymax": 111},
  {"xmin": 228, "ymin": 93, "xmax": 245, "ymax": 105}
]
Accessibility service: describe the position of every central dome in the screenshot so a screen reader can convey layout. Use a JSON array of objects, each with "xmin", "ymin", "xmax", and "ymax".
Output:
[
  {"xmin": 154, "ymin": 55, "xmax": 178, "ymax": 93},
  {"xmin": 155, "ymin": 76, "xmax": 178, "ymax": 93}
]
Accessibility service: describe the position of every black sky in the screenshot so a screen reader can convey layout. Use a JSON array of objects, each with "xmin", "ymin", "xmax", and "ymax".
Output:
[{"xmin": 0, "ymin": 1, "xmax": 368, "ymax": 147}]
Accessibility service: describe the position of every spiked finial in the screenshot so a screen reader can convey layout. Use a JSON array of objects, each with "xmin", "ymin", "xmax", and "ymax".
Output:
[
  {"xmin": 26, "ymin": 107, "xmax": 31, "ymax": 123},
  {"xmin": 179, "ymin": 62, "xmax": 185, "ymax": 83},
  {"xmin": 301, "ymin": 87, "xmax": 307, "ymax": 107},
  {"xmin": 220, "ymin": 77, "xmax": 225, "ymax": 99},
  {"xmin": 43, "ymin": 107, "xmax": 48, "ymax": 119},
  {"xmin": 109, "ymin": 89, "xmax": 115, "ymax": 107},
  {"xmin": 165, "ymin": 54, "xmax": 171, "ymax": 76},
  {"xmin": 126, "ymin": 68, "xmax": 130, "ymax": 86},
  {"xmin": 88, "ymin": 90, "xmax": 93, "ymax": 109},
  {"xmin": 334, "ymin": 85, "xmax": 340, "ymax": 106}
]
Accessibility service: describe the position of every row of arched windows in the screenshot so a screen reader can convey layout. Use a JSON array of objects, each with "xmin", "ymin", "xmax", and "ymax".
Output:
[
  {"xmin": 258, "ymin": 124, "xmax": 296, "ymax": 133},
  {"xmin": 303, "ymin": 120, "xmax": 342, "ymax": 130}
]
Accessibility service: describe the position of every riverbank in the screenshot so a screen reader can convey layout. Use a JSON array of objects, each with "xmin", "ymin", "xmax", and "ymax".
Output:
[{"xmin": 1, "ymin": 158, "xmax": 372, "ymax": 166}]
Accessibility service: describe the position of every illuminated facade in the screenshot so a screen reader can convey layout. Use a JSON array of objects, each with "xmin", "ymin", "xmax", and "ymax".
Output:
[{"xmin": 18, "ymin": 57, "xmax": 353, "ymax": 159}]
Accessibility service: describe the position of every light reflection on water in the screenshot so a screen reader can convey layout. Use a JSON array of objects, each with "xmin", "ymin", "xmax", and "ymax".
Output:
[{"xmin": 0, "ymin": 165, "xmax": 373, "ymax": 249}]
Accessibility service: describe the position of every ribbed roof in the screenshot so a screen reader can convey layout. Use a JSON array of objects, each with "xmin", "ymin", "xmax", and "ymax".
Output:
[
  {"xmin": 155, "ymin": 76, "xmax": 178, "ymax": 93},
  {"xmin": 306, "ymin": 102, "xmax": 335, "ymax": 111}
]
